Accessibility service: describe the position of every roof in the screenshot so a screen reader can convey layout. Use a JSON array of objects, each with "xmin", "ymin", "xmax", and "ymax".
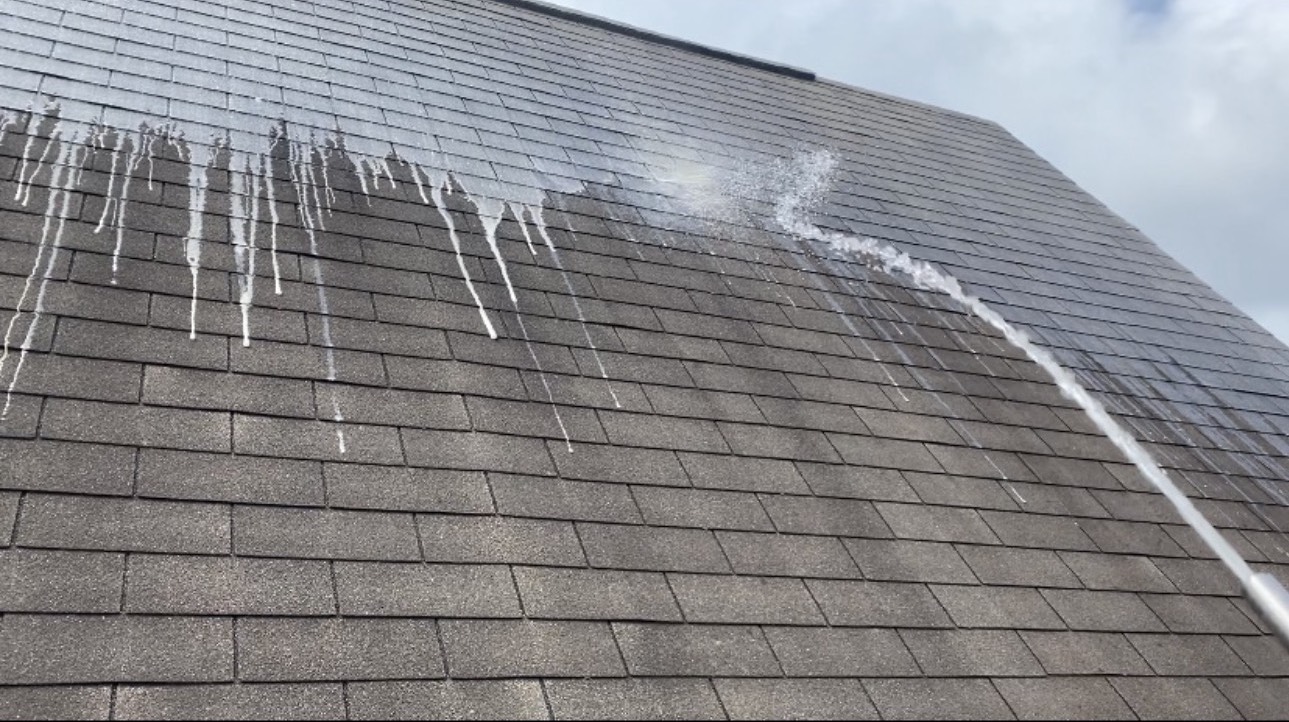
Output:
[{"xmin": 1, "ymin": 0, "xmax": 1288, "ymax": 719}]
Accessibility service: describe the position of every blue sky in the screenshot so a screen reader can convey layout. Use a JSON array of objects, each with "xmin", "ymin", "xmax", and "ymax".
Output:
[{"xmin": 550, "ymin": 0, "xmax": 1289, "ymax": 348}]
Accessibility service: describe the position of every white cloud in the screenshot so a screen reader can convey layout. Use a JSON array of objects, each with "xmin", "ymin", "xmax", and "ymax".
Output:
[{"xmin": 549, "ymin": 0, "xmax": 1289, "ymax": 345}]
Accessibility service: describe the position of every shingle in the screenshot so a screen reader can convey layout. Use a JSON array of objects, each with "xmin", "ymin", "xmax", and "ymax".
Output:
[
  {"xmin": 752, "ymin": 395, "xmax": 868, "ymax": 435},
  {"xmin": 904, "ymin": 472, "xmax": 1017, "ymax": 511},
  {"xmin": 466, "ymin": 395, "xmax": 604, "ymax": 442},
  {"xmin": 138, "ymin": 450, "xmax": 326, "ymax": 507},
  {"xmin": 1223, "ymin": 633, "xmax": 1289, "ymax": 675},
  {"xmin": 335, "ymin": 561, "xmax": 520, "ymax": 618},
  {"xmin": 1019, "ymin": 630, "xmax": 1152, "ymax": 675},
  {"xmin": 327, "ymin": 384, "xmax": 473, "ymax": 430},
  {"xmin": 1109, "ymin": 678, "xmax": 1241, "ymax": 720},
  {"xmin": 55, "ymin": 318, "xmax": 227, "ymax": 370},
  {"xmin": 761, "ymin": 496, "xmax": 891, "ymax": 538},
  {"xmin": 844, "ymin": 538, "xmax": 977, "ymax": 583},
  {"xmin": 440, "ymin": 619, "xmax": 624, "ymax": 678},
  {"xmin": 926, "ymin": 444, "xmax": 1035, "ymax": 481},
  {"xmin": 679, "ymin": 452, "xmax": 811, "ymax": 494},
  {"xmin": 348, "ymin": 680, "xmax": 548, "ymax": 721},
  {"xmin": 1007, "ymin": 481, "xmax": 1109, "ymax": 517},
  {"xmin": 644, "ymin": 385, "xmax": 764, "ymax": 423},
  {"xmin": 8, "ymin": 353, "xmax": 142, "ymax": 403},
  {"xmin": 992, "ymin": 678, "xmax": 1134, "ymax": 721},
  {"xmin": 0, "ymin": 549, "xmax": 123, "ymax": 613},
  {"xmin": 716, "ymin": 530, "xmax": 861, "ymax": 578},
  {"xmin": 765, "ymin": 626, "xmax": 918, "ymax": 677},
  {"xmin": 420, "ymin": 514, "xmax": 585, "ymax": 566},
  {"xmin": 979, "ymin": 510, "xmax": 1097, "ymax": 551},
  {"xmin": 552, "ymin": 442, "xmax": 688, "ymax": 486},
  {"xmin": 325, "ymin": 463, "xmax": 493, "ymax": 514},
  {"xmin": 795, "ymin": 461, "xmax": 918, "ymax": 501},
  {"xmin": 0, "ymin": 686, "xmax": 111, "ymax": 721},
  {"xmin": 18, "ymin": 494, "xmax": 230, "ymax": 554},
  {"xmin": 142, "ymin": 365, "xmax": 315, "ymax": 417},
  {"xmin": 863, "ymin": 679, "xmax": 1014, "ymax": 720},
  {"xmin": 578, "ymin": 522, "xmax": 729, "ymax": 573},
  {"xmin": 1214, "ymin": 677, "xmax": 1289, "ymax": 721},
  {"xmin": 599, "ymin": 410, "xmax": 729, "ymax": 452},
  {"xmin": 0, "ymin": 491, "xmax": 15, "ymax": 545},
  {"xmin": 234, "ymin": 506, "xmax": 420, "ymax": 561},
  {"xmin": 115, "ymin": 684, "xmax": 346, "ymax": 721},
  {"xmin": 807, "ymin": 579, "xmax": 953, "ymax": 628},
  {"xmin": 1140, "ymin": 593, "xmax": 1260, "ymax": 635},
  {"xmin": 929, "ymin": 584, "xmax": 1064, "ymax": 630},
  {"xmin": 234, "ymin": 414, "xmax": 405, "ymax": 464},
  {"xmin": 715, "ymin": 678, "xmax": 879, "ymax": 721},
  {"xmin": 0, "ymin": 439, "xmax": 134, "ymax": 495},
  {"xmin": 403, "ymin": 430, "xmax": 556, "ymax": 475},
  {"xmin": 42, "ymin": 398, "xmax": 231, "ymax": 451},
  {"xmin": 955, "ymin": 545, "xmax": 1081, "ymax": 588},
  {"xmin": 900, "ymin": 628, "xmax": 1044, "ymax": 677},
  {"xmin": 633, "ymin": 485, "xmax": 772, "ymax": 531},
  {"xmin": 514, "ymin": 566, "xmax": 681, "ymax": 621},
  {"xmin": 545, "ymin": 678, "xmax": 725, "ymax": 721},
  {"xmin": 876, "ymin": 502, "xmax": 999, "ymax": 544},
  {"xmin": 827, "ymin": 434, "xmax": 943, "ymax": 472},
  {"xmin": 0, "ymin": 614, "xmax": 232, "ymax": 683},
  {"xmin": 1150, "ymin": 556, "xmax": 1244, "ymax": 596},
  {"xmin": 1057, "ymin": 551, "xmax": 1176, "ymax": 592},
  {"xmin": 492, "ymin": 474, "xmax": 641, "ymax": 524},
  {"xmin": 237, "ymin": 618, "xmax": 443, "ymax": 681},
  {"xmin": 1125, "ymin": 633, "xmax": 1252, "ymax": 675},
  {"xmin": 125, "ymin": 555, "xmax": 334, "ymax": 616},
  {"xmin": 668, "ymin": 574, "xmax": 823, "ymax": 625},
  {"xmin": 1080, "ymin": 518, "xmax": 1187, "ymax": 557},
  {"xmin": 1040, "ymin": 589, "xmax": 1166, "ymax": 633},
  {"xmin": 613, "ymin": 622, "xmax": 779, "ymax": 677}
]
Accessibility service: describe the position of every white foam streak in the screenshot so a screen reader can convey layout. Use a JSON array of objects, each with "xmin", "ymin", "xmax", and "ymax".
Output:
[
  {"xmin": 184, "ymin": 142, "xmax": 217, "ymax": 340},
  {"xmin": 229, "ymin": 153, "xmax": 255, "ymax": 347},
  {"xmin": 290, "ymin": 138, "xmax": 347, "ymax": 454},
  {"xmin": 12, "ymin": 114, "xmax": 41, "ymax": 203},
  {"xmin": 426, "ymin": 178, "xmax": 496, "ymax": 339},
  {"xmin": 531, "ymin": 206, "xmax": 621, "ymax": 408},
  {"xmin": 109, "ymin": 129, "xmax": 145, "ymax": 284},
  {"xmin": 264, "ymin": 152, "xmax": 283, "ymax": 295},
  {"xmin": 3, "ymin": 134, "xmax": 80, "ymax": 419},
  {"xmin": 472, "ymin": 195, "xmax": 518, "ymax": 304},
  {"xmin": 94, "ymin": 130, "xmax": 123, "ymax": 233},
  {"xmin": 0, "ymin": 128, "xmax": 70, "ymax": 383}
]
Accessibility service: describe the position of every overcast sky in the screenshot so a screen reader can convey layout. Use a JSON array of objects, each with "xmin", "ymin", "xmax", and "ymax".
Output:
[{"xmin": 548, "ymin": 0, "xmax": 1289, "ymax": 347}]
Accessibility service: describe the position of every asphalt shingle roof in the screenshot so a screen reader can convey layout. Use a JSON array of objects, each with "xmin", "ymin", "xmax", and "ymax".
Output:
[{"xmin": 1, "ymin": 0, "xmax": 1288, "ymax": 719}]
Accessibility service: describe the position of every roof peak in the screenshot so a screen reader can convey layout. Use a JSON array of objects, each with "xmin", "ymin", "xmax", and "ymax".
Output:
[{"xmin": 492, "ymin": 0, "xmax": 818, "ymax": 81}]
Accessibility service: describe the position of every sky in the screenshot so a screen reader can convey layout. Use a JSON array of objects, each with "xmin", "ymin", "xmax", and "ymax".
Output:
[{"xmin": 547, "ymin": 0, "xmax": 1289, "ymax": 347}]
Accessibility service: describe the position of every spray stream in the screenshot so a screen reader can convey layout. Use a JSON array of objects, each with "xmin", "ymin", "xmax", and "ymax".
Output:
[{"xmin": 770, "ymin": 149, "xmax": 1289, "ymax": 644}]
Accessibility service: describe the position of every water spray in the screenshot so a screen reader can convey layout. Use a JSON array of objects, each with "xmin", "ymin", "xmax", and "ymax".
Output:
[{"xmin": 755, "ymin": 149, "xmax": 1289, "ymax": 645}]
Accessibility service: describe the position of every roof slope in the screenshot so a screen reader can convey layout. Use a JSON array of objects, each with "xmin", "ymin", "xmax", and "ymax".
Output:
[{"xmin": 1, "ymin": 0, "xmax": 1288, "ymax": 719}]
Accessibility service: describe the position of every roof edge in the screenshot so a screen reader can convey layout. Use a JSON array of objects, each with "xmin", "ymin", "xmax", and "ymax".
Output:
[{"xmin": 490, "ymin": 0, "xmax": 818, "ymax": 81}]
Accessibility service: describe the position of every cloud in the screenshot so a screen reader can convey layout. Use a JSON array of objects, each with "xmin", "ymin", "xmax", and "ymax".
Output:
[{"xmin": 549, "ymin": 0, "xmax": 1289, "ymax": 345}]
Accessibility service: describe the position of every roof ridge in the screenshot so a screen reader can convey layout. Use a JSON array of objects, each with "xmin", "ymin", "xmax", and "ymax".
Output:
[{"xmin": 490, "ymin": 0, "xmax": 818, "ymax": 81}]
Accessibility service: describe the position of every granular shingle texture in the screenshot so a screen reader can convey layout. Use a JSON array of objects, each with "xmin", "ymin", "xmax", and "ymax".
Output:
[{"xmin": 1, "ymin": 0, "xmax": 1289, "ymax": 719}]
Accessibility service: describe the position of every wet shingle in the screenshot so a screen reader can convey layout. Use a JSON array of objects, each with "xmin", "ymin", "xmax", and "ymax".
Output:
[
  {"xmin": 348, "ymin": 680, "xmax": 548, "ymax": 721},
  {"xmin": 545, "ymin": 678, "xmax": 725, "ymax": 720},
  {"xmin": 3, "ymin": 0, "xmax": 1288, "ymax": 718},
  {"xmin": 116, "ymin": 684, "xmax": 345, "ymax": 721},
  {"xmin": 238, "ymin": 618, "xmax": 443, "ymax": 682},
  {"xmin": 440, "ymin": 619, "xmax": 624, "ymax": 678},
  {"xmin": 0, "ymin": 614, "xmax": 232, "ymax": 684},
  {"xmin": 863, "ymin": 678, "xmax": 1014, "ymax": 720}
]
